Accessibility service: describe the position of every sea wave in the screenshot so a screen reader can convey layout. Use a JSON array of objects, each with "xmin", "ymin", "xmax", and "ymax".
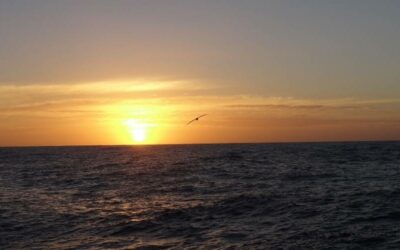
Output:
[{"xmin": 1, "ymin": 142, "xmax": 400, "ymax": 249}]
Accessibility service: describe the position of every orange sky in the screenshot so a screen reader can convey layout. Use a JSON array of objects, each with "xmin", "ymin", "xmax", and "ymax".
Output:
[
  {"xmin": 1, "ymin": 80, "xmax": 399, "ymax": 146},
  {"xmin": 0, "ymin": 1, "xmax": 399, "ymax": 146}
]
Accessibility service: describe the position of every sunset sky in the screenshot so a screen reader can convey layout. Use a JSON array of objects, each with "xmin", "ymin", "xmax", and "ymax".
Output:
[{"xmin": 1, "ymin": 0, "xmax": 399, "ymax": 146}]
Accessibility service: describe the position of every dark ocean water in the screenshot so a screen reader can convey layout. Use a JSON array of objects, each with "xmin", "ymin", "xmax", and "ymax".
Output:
[{"xmin": 1, "ymin": 142, "xmax": 400, "ymax": 249}]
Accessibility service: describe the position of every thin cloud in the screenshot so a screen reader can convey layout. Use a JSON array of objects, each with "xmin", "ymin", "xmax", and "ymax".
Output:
[{"xmin": 225, "ymin": 104, "xmax": 362, "ymax": 110}]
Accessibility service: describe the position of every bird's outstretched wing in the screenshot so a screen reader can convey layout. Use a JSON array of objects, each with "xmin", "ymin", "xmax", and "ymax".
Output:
[
  {"xmin": 186, "ymin": 119, "xmax": 197, "ymax": 126},
  {"xmin": 186, "ymin": 114, "xmax": 208, "ymax": 126}
]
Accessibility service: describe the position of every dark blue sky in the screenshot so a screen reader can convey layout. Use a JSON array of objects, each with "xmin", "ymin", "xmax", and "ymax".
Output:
[{"xmin": 1, "ymin": 0, "xmax": 399, "ymax": 98}]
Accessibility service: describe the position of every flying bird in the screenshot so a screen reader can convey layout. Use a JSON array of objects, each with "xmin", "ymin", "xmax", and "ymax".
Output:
[{"xmin": 186, "ymin": 114, "xmax": 208, "ymax": 126}]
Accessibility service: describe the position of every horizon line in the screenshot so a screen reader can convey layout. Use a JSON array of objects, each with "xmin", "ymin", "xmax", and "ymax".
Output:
[{"xmin": 1, "ymin": 139, "xmax": 399, "ymax": 149}]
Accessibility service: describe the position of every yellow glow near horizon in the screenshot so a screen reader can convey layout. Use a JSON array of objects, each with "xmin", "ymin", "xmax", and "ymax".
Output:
[{"xmin": 1, "ymin": 79, "xmax": 399, "ymax": 146}]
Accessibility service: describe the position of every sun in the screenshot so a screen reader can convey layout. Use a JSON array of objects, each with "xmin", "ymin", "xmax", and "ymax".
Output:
[
  {"xmin": 132, "ymin": 126, "xmax": 146, "ymax": 142},
  {"xmin": 123, "ymin": 119, "xmax": 148, "ymax": 144}
]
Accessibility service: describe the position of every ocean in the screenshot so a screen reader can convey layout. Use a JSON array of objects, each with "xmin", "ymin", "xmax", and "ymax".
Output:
[{"xmin": 1, "ymin": 142, "xmax": 400, "ymax": 249}]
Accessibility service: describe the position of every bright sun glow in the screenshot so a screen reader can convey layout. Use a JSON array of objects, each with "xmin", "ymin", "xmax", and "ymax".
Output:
[
  {"xmin": 123, "ymin": 119, "xmax": 148, "ymax": 144},
  {"xmin": 133, "ymin": 127, "xmax": 146, "ymax": 142}
]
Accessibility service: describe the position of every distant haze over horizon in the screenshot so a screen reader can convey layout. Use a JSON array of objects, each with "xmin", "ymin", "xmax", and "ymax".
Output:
[{"xmin": 1, "ymin": 0, "xmax": 399, "ymax": 146}]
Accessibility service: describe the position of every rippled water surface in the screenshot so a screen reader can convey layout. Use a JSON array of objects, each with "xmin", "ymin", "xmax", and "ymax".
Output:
[{"xmin": 1, "ymin": 142, "xmax": 400, "ymax": 249}]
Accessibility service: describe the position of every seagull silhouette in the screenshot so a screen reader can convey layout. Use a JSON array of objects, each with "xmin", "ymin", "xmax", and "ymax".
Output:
[{"xmin": 186, "ymin": 114, "xmax": 208, "ymax": 126}]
